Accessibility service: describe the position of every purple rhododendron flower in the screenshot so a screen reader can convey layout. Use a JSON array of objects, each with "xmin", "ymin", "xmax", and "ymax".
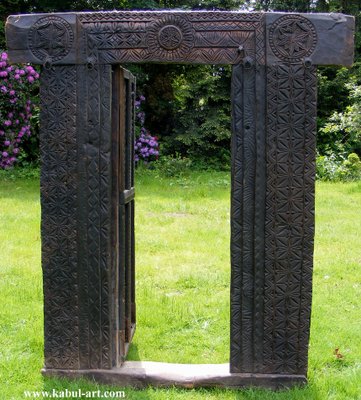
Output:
[
  {"xmin": 134, "ymin": 95, "xmax": 160, "ymax": 165},
  {"xmin": 1, "ymin": 52, "xmax": 39, "ymax": 168}
]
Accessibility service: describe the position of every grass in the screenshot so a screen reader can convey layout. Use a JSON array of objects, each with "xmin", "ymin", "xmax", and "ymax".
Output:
[{"xmin": 0, "ymin": 169, "xmax": 360, "ymax": 399}]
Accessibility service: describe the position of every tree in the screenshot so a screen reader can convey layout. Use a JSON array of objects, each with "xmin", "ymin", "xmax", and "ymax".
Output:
[{"xmin": 1, "ymin": 0, "xmax": 360, "ymax": 167}]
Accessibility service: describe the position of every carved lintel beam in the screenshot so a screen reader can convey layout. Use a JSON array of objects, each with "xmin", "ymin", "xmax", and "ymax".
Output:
[
  {"xmin": 266, "ymin": 12, "xmax": 355, "ymax": 67},
  {"xmin": 6, "ymin": 11, "xmax": 354, "ymax": 66},
  {"xmin": 6, "ymin": 13, "xmax": 79, "ymax": 65}
]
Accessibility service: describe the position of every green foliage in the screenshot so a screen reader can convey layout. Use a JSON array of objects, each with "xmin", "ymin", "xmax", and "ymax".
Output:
[
  {"xmin": 319, "ymin": 80, "xmax": 361, "ymax": 155},
  {"xmin": 137, "ymin": 64, "xmax": 179, "ymax": 140},
  {"xmin": 317, "ymin": 67, "xmax": 354, "ymax": 128},
  {"xmin": 0, "ymin": 164, "xmax": 39, "ymax": 180},
  {"xmin": 154, "ymin": 154, "xmax": 192, "ymax": 177},
  {"xmin": 165, "ymin": 65, "xmax": 232, "ymax": 167},
  {"xmin": 1, "ymin": 0, "xmax": 361, "ymax": 170},
  {"xmin": 316, "ymin": 152, "xmax": 361, "ymax": 181}
]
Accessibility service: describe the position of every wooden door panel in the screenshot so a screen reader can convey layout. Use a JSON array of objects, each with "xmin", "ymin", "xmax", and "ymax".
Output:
[{"xmin": 112, "ymin": 65, "xmax": 136, "ymax": 364}]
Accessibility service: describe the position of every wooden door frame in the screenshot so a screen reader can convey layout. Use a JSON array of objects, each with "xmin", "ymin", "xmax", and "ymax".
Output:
[{"xmin": 6, "ymin": 10, "xmax": 354, "ymax": 389}]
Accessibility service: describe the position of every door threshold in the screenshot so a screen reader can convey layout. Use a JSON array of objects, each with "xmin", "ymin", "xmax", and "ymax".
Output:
[{"xmin": 42, "ymin": 361, "xmax": 307, "ymax": 390}]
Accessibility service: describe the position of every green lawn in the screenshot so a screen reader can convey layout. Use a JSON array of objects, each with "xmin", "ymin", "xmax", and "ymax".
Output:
[{"xmin": 0, "ymin": 170, "xmax": 360, "ymax": 399}]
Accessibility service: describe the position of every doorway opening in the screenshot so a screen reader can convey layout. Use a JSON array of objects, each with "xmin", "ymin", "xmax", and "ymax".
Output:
[{"xmin": 117, "ymin": 63, "xmax": 232, "ymax": 364}]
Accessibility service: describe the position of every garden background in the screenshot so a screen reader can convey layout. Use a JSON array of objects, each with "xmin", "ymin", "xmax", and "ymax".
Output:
[
  {"xmin": 0, "ymin": 1, "xmax": 361, "ymax": 400},
  {"xmin": 0, "ymin": 0, "xmax": 361, "ymax": 175}
]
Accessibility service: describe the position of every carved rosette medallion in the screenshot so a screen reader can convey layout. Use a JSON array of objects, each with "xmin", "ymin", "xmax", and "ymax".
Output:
[
  {"xmin": 147, "ymin": 16, "xmax": 194, "ymax": 60},
  {"xmin": 158, "ymin": 25, "xmax": 183, "ymax": 50},
  {"xmin": 28, "ymin": 16, "xmax": 74, "ymax": 62},
  {"xmin": 269, "ymin": 15, "xmax": 317, "ymax": 62}
]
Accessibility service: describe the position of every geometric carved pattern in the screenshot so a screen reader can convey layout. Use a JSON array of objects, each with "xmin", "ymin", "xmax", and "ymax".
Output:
[
  {"xmin": 263, "ymin": 64, "xmax": 317, "ymax": 374},
  {"xmin": 230, "ymin": 65, "xmax": 267, "ymax": 373},
  {"xmin": 76, "ymin": 64, "xmax": 114, "ymax": 370},
  {"xmin": 230, "ymin": 16, "xmax": 267, "ymax": 374},
  {"xmin": 29, "ymin": 16, "xmax": 74, "ymax": 62},
  {"xmin": 230, "ymin": 60, "xmax": 316, "ymax": 375},
  {"xmin": 41, "ymin": 64, "xmax": 117, "ymax": 370},
  {"xmin": 269, "ymin": 15, "xmax": 317, "ymax": 63},
  {"xmin": 231, "ymin": 62, "xmax": 258, "ymax": 373},
  {"xmin": 40, "ymin": 66, "xmax": 79, "ymax": 369},
  {"xmin": 79, "ymin": 12, "xmax": 265, "ymax": 64},
  {"xmin": 147, "ymin": 16, "xmax": 194, "ymax": 60},
  {"xmin": 158, "ymin": 25, "xmax": 184, "ymax": 50}
]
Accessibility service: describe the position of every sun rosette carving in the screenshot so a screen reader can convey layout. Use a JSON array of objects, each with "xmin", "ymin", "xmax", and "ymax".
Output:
[
  {"xmin": 269, "ymin": 15, "xmax": 317, "ymax": 63},
  {"xmin": 28, "ymin": 16, "xmax": 74, "ymax": 63},
  {"xmin": 146, "ymin": 16, "xmax": 194, "ymax": 61}
]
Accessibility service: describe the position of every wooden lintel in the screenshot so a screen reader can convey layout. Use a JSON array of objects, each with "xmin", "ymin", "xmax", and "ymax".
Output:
[{"xmin": 5, "ymin": 11, "xmax": 354, "ymax": 67}]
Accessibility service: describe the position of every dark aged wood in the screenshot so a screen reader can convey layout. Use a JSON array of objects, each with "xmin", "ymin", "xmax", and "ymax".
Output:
[
  {"xmin": 5, "ymin": 10, "xmax": 354, "ymax": 389},
  {"xmin": 6, "ymin": 11, "xmax": 354, "ymax": 66},
  {"xmin": 112, "ymin": 66, "xmax": 137, "ymax": 364},
  {"xmin": 42, "ymin": 362, "xmax": 307, "ymax": 389}
]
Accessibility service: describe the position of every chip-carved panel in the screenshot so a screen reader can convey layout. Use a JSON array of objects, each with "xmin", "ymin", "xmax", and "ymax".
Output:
[
  {"xmin": 40, "ymin": 66, "xmax": 79, "ymax": 369},
  {"xmin": 263, "ymin": 63, "xmax": 317, "ymax": 375},
  {"xmin": 79, "ymin": 12, "xmax": 263, "ymax": 64}
]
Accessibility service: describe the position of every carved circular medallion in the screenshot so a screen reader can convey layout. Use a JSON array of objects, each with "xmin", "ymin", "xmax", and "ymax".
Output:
[
  {"xmin": 269, "ymin": 15, "xmax": 317, "ymax": 62},
  {"xmin": 147, "ymin": 17, "xmax": 194, "ymax": 61},
  {"xmin": 28, "ymin": 16, "xmax": 74, "ymax": 63},
  {"xmin": 158, "ymin": 25, "xmax": 183, "ymax": 50}
]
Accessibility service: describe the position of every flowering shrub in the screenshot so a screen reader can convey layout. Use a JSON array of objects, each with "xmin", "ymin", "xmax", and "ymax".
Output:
[
  {"xmin": 134, "ymin": 95, "xmax": 159, "ymax": 164},
  {"xmin": 0, "ymin": 51, "xmax": 39, "ymax": 169},
  {"xmin": 316, "ymin": 152, "xmax": 361, "ymax": 181}
]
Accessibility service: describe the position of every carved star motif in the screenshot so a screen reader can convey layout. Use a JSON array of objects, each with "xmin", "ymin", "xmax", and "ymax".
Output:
[
  {"xmin": 270, "ymin": 15, "xmax": 317, "ymax": 62},
  {"xmin": 34, "ymin": 23, "xmax": 67, "ymax": 56},
  {"xmin": 276, "ymin": 21, "xmax": 312, "ymax": 57},
  {"xmin": 28, "ymin": 16, "xmax": 74, "ymax": 62}
]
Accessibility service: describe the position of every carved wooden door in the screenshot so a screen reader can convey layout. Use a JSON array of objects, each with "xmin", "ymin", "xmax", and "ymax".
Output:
[
  {"xmin": 8, "ymin": 10, "xmax": 354, "ymax": 387},
  {"xmin": 112, "ymin": 66, "xmax": 136, "ymax": 364}
]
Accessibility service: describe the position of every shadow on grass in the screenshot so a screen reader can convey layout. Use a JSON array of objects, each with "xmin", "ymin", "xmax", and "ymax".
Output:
[
  {"xmin": 41, "ymin": 343, "xmax": 320, "ymax": 400},
  {"xmin": 0, "ymin": 178, "xmax": 40, "ymax": 202}
]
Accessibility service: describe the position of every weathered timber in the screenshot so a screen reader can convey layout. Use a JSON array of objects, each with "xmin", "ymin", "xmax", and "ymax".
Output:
[
  {"xmin": 42, "ymin": 362, "xmax": 307, "ymax": 390},
  {"xmin": 6, "ymin": 11, "xmax": 354, "ymax": 66},
  {"xmin": 5, "ymin": 10, "xmax": 354, "ymax": 390}
]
